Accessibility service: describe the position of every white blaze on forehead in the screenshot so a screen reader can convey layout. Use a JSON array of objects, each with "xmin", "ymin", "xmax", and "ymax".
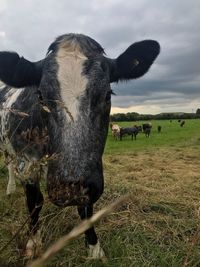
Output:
[{"xmin": 56, "ymin": 42, "xmax": 88, "ymax": 121}]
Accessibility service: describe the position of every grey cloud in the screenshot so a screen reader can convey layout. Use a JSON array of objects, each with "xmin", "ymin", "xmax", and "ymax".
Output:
[{"xmin": 0, "ymin": 0, "xmax": 200, "ymax": 113}]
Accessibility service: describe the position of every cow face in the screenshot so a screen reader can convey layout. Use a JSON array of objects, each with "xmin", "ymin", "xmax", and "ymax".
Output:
[
  {"xmin": 0, "ymin": 34, "xmax": 160, "ymax": 206},
  {"xmin": 39, "ymin": 35, "xmax": 113, "ymax": 205}
]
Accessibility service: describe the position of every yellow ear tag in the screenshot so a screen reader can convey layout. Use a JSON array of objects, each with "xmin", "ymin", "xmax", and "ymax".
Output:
[{"xmin": 133, "ymin": 59, "xmax": 139, "ymax": 66}]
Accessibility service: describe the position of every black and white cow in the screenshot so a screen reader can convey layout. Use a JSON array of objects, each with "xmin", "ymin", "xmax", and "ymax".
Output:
[
  {"xmin": 120, "ymin": 126, "xmax": 141, "ymax": 140},
  {"xmin": 0, "ymin": 33, "xmax": 160, "ymax": 258}
]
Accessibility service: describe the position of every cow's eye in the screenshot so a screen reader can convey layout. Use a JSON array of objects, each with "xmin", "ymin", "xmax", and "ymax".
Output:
[
  {"xmin": 105, "ymin": 91, "xmax": 112, "ymax": 103},
  {"xmin": 105, "ymin": 90, "xmax": 115, "ymax": 103},
  {"xmin": 105, "ymin": 92, "xmax": 111, "ymax": 102}
]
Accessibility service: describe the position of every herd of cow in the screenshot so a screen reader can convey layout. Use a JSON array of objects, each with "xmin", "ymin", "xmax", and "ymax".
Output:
[
  {"xmin": 110, "ymin": 122, "xmax": 159, "ymax": 140},
  {"xmin": 110, "ymin": 119, "xmax": 186, "ymax": 141}
]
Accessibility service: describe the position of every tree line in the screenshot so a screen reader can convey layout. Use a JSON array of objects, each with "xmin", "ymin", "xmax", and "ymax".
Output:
[{"xmin": 110, "ymin": 110, "xmax": 200, "ymax": 122}]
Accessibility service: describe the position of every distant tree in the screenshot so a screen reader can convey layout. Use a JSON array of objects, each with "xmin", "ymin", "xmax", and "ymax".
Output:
[
  {"xmin": 196, "ymin": 108, "xmax": 200, "ymax": 115},
  {"xmin": 110, "ymin": 111, "xmax": 197, "ymax": 122}
]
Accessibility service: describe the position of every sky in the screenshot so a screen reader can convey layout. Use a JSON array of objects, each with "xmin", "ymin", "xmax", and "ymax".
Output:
[{"xmin": 0, "ymin": 0, "xmax": 199, "ymax": 114}]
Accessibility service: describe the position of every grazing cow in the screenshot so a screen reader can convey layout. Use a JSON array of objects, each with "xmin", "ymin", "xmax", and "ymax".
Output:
[
  {"xmin": 144, "ymin": 127, "xmax": 151, "ymax": 137},
  {"xmin": 142, "ymin": 123, "xmax": 152, "ymax": 137},
  {"xmin": 111, "ymin": 124, "xmax": 121, "ymax": 140},
  {"xmin": 120, "ymin": 126, "xmax": 140, "ymax": 140},
  {"xmin": 142, "ymin": 122, "xmax": 152, "ymax": 132},
  {"xmin": 134, "ymin": 125, "xmax": 142, "ymax": 132},
  {"xmin": 0, "ymin": 33, "xmax": 160, "ymax": 258},
  {"xmin": 157, "ymin": 125, "xmax": 162, "ymax": 133},
  {"xmin": 180, "ymin": 120, "xmax": 185, "ymax": 127}
]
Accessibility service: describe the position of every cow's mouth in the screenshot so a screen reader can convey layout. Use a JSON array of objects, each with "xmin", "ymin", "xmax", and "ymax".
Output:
[{"xmin": 47, "ymin": 179, "xmax": 90, "ymax": 207}]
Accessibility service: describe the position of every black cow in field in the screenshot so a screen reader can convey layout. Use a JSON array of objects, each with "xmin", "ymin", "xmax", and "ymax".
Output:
[
  {"xmin": 0, "ymin": 33, "xmax": 160, "ymax": 259},
  {"xmin": 157, "ymin": 125, "xmax": 162, "ymax": 133},
  {"xmin": 180, "ymin": 120, "xmax": 185, "ymax": 127},
  {"xmin": 120, "ymin": 126, "xmax": 141, "ymax": 140},
  {"xmin": 144, "ymin": 127, "xmax": 151, "ymax": 137},
  {"xmin": 142, "ymin": 123, "xmax": 152, "ymax": 137},
  {"xmin": 142, "ymin": 122, "xmax": 152, "ymax": 132}
]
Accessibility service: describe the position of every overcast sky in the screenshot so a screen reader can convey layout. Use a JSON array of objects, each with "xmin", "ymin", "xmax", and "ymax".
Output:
[{"xmin": 0, "ymin": 0, "xmax": 199, "ymax": 114}]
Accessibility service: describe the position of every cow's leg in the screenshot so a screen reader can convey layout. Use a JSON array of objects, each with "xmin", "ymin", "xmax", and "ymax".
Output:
[
  {"xmin": 77, "ymin": 205, "xmax": 105, "ymax": 259},
  {"xmin": 6, "ymin": 163, "xmax": 16, "ymax": 195},
  {"xmin": 24, "ymin": 180, "xmax": 44, "ymax": 257}
]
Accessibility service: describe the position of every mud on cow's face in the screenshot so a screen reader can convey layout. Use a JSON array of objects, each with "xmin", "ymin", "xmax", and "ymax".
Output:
[{"xmin": 0, "ymin": 34, "xmax": 160, "ymax": 206}]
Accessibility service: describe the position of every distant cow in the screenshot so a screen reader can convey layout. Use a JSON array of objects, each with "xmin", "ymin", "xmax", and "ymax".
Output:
[
  {"xmin": 134, "ymin": 125, "xmax": 142, "ymax": 132},
  {"xmin": 120, "ymin": 126, "xmax": 140, "ymax": 140},
  {"xmin": 142, "ymin": 123, "xmax": 152, "ymax": 137},
  {"xmin": 157, "ymin": 125, "xmax": 162, "ymax": 133},
  {"xmin": 142, "ymin": 123, "xmax": 152, "ymax": 132},
  {"xmin": 0, "ymin": 33, "xmax": 160, "ymax": 258},
  {"xmin": 180, "ymin": 120, "xmax": 185, "ymax": 127},
  {"xmin": 111, "ymin": 124, "xmax": 121, "ymax": 140},
  {"xmin": 144, "ymin": 127, "xmax": 151, "ymax": 137}
]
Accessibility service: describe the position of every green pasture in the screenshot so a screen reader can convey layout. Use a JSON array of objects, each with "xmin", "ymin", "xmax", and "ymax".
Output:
[
  {"xmin": 105, "ymin": 119, "xmax": 200, "ymax": 153},
  {"xmin": 0, "ymin": 119, "xmax": 200, "ymax": 267}
]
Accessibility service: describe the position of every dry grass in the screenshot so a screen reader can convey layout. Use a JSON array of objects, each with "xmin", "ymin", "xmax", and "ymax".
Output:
[
  {"xmin": 28, "ymin": 196, "xmax": 128, "ymax": 267},
  {"xmin": 1, "ymin": 143, "xmax": 200, "ymax": 266}
]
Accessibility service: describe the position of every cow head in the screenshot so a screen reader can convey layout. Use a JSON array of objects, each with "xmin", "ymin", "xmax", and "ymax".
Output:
[{"xmin": 0, "ymin": 34, "xmax": 160, "ymax": 206}]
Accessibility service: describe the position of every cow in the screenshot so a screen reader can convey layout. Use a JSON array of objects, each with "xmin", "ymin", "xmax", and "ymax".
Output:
[
  {"xmin": 0, "ymin": 33, "xmax": 160, "ymax": 259},
  {"xmin": 180, "ymin": 120, "xmax": 185, "ymax": 127},
  {"xmin": 157, "ymin": 125, "xmax": 162, "ymax": 133},
  {"xmin": 144, "ymin": 127, "xmax": 151, "ymax": 137},
  {"xmin": 142, "ymin": 122, "xmax": 152, "ymax": 132},
  {"xmin": 111, "ymin": 123, "xmax": 121, "ymax": 140},
  {"xmin": 134, "ymin": 125, "xmax": 142, "ymax": 132},
  {"xmin": 142, "ymin": 122, "xmax": 152, "ymax": 137},
  {"xmin": 120, "ymin": 126, "xmax": 141, "ymax": 140}
]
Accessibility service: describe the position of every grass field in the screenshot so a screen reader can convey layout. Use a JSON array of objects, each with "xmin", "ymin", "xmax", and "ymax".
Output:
[
  {"xmin": 105, "ymin": 119, "xmax": 200, "ymax": 153},
  {"xmin": 1, "ymin": 119, "xmax": 200, "ymax": 267}
]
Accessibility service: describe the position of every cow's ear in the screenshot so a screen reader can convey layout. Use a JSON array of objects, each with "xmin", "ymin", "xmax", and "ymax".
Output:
[
  {"xmin": 109, "ymin": 40, "xmax": 160, "ymax": 83},
  {"xmin": 0, "ymin": 51, "xmax": 43, "ymax": 88}
]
